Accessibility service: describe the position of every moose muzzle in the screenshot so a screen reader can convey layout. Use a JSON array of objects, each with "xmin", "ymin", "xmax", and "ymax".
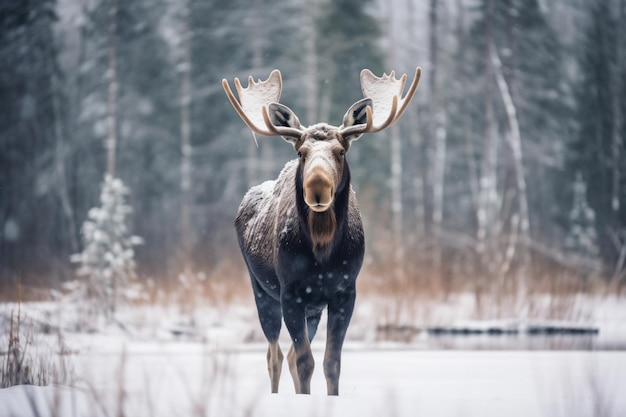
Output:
[{"xmin": 303, "ymin": 169, "xmax": 334, "ymax": 212}]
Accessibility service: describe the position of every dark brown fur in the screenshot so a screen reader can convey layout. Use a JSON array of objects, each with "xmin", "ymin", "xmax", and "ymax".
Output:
[
  {"xmin": 308, "ymin": 208, "xmax": 337, "ymax": 262},
  {"xmin": 228, "ymin": 67, "xmax": 420, "ymax": 396},
  {"xmin": 234, "ymin": 98, "xmax": 374, "ymax": 395},
  {"xmin": 235, "ymin": 145, "xmax": 365, "ymax": 395}
]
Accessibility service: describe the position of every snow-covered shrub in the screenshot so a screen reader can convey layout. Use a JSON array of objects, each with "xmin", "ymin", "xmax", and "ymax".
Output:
[{"xmin": 71, "ymin": 175, "xmax": 143, "ymax": 318}]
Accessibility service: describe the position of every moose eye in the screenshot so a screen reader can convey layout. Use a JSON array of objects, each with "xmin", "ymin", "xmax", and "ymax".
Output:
[
  {"xmin": 339, "ymin": 150, "xmax": 345, "ymax": 157},
  {"xmin": 297, "ymin": 151, "xmax": 302, "ymax": 158}
]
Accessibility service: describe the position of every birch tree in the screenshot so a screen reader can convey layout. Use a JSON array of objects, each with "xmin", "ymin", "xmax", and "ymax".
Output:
[
  {"xmin": 304, "ymin": 0, "xmax": 320, "ymax": 126},
  {"xmin": 612, "ymin": 0, "xmax": 624, "ymax": 225},
  {"xmin": 179, "ymin": 0, "xmax": 193, "ymax": 269},
  {"xmin": 44, "ymin": 3, "xmax": 79, "ymax": 254},
  {"xmin": 575, "ymin": 0, "xmax": 625, "ymax": 272},
  {"xmin": 105, "ymin": 0, "xmax": 118, "ymax": 177},
  {"xmin": 489, "ymin": 39, "xmax": 530, "ymax": 287},
  {"xmin": 476, "ymin": 0, "xmax": 500, "ymax": 280},
  {"xmin": 428, "ymin": 0, "xmax": 447, "ymax": 277},
  {"xmin": 405, "ymin": 0, "xmax": 425, "ymax": 241},
  {"xmin": 386, "ymin": 0, "xmax": 404, "ymax": 281}
]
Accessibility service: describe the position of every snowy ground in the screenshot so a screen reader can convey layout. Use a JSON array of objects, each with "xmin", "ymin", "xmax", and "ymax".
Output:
[
  {"xmin": 1, "ymin": 294, "xmax": 626, "ymax": 417},
  {"xmin": 2, "ymin": 347, "xmax": 626, "ymax": 417}
]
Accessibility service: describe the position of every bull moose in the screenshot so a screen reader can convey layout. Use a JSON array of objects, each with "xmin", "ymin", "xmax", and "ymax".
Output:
[{"xmin": 222, "ymin": 67, "xmax": 421, "ymax": 395}]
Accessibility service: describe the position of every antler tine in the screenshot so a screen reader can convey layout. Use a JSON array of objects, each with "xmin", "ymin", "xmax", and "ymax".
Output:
[
  {"xmin": 222, "ymin": 69, "xmax": 295, "ymax": 137},
  {"xmin": 359, "ymin": 67, "xmax": 421, "ymax": 133},
  {"xmin": 393, "ymin": 67, "xmax": 421, "ymax": 121}
]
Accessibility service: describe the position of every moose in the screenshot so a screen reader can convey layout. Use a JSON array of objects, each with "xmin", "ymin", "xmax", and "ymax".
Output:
[{"xmin": 222, "ymin": 67, "xmax": 421, "ymax": 395}]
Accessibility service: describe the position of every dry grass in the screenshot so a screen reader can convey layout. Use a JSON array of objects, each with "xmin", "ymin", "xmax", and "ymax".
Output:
[
  {"xmin": 139, "ymin": 257, "xmax": 251, "ymax": 311},
  {"xmin": 354, "ymin": 237, "xmax": 620, "ymax": 331},
  {"xmin": 2, "ymin": 240, "xmax": 620, "ymax": 345},
  {"xmin": 1, "ymin": 281, "xmax": 74, "ymax": 389}
]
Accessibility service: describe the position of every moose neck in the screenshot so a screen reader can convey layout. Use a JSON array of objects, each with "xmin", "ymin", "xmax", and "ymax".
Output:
[{"xmin": 296, "ymin": 161, "xmax": 351, "ymax": 264}]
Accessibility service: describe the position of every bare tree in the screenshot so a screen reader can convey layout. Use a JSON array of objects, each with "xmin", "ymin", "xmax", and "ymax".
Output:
[
  {"xmin": 612, "ymin": 0, "xmax": 624, "ymax": 219},
  {"xmin": 428, "ymin": 0, "xmax": 447, "ymax": 276},
  {"xmin": 475, "ymin": 0, "xmax": 501, "ymax": 304},
  {"xmin": 386, "ymin": 0, "xmax": 405, "ymax": 281},
  {"xmin": 46, "ymin": 16, "xmax": 79, "ymax": 254},
  {"xmin": 405, "ymin": 0, "xmax": 425, "ymax": 241},
  {"xmin": 179, "ymin": 0, "xmax": 193, "ymax": 268},
  {"xmin": 489, "ymin": 39, "xmax": 530, "ymax": 287},
  {"xmin": 106, "ymin": 0, "xmax": 118, "ymax": 177},
  {"xmin": 609, "ymin": 0, "xmax": 625, "ymax": 290},
  {"xmin": 304, "ymin": 0, "xmax": 320, "ymax": 125},
  {"xmin": 252, "ymin": 0, "xmax": 275, "ymax": 182}
]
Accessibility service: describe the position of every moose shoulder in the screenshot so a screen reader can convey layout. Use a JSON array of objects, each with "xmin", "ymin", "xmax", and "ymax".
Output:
[{"xmin": 223, "ymin": 68, "xmax": 421, "ymax": 395}]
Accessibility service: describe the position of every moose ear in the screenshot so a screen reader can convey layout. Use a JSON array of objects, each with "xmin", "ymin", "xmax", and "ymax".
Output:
[
  {"xmin": 341, "ymin": 98, "xmax": 372, "ymax": 142},
  {"xmin": 267, "ymin": 102, "xmax": 302, "ymax": 143}
]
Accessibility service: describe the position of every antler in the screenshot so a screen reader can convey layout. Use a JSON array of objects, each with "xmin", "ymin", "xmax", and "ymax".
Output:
[
  {"xmin": 222, "ymin": 70, "xmax": 302, "ymax": 138},
  {"xmin": 341, "ymin": 67, "xmax": 421, "ymax": 137}
]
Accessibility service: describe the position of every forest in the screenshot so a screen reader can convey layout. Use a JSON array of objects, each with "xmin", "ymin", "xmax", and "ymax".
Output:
[{"xmin": 1, "ymin": 0, "xmax": 625, "ymax": 300}]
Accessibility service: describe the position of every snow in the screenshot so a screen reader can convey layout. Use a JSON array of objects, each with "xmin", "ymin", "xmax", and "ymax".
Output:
[
  {"xmin": 1, "ymin": 347, "xmax": 625, "ymax": 417},
  {"xmin": 2, "ymin": 294, "xmax": 626, "ymax": 417},
  {"xmin": 240, "ymin": 179, "xmax": 277, "ymax": 254}
]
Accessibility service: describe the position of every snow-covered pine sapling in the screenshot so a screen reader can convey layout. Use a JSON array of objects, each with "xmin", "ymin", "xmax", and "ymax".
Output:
[{"xmin": 71, "ymin": 175, "xmax": 143, "ymax": 319}]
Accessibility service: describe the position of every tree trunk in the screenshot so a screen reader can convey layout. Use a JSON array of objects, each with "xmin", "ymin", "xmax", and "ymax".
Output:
[
  {"xmin": 612, "ymin": 0, "xmax": 624, "ymax": 219},
  {"xmin": 432, "ymin": 110, "xmax": 446, "ymax": 274},
  {"xmin": 180, "ymin": 0, "xmax": 193, "ymax": 268},
  {"xmin": 251, "ymin": 0, "xmax": 274, "ymax": 181},
  {"xmin": 387, "ymin": 0, "xmax": 404, "ymax": 282},
  {"xmin": 41, "ymin": 11, "xmax": 79, "ymax": 255},
  {"xmin": 477, "ymin": 0, "xmax": 498, "ymax": 259},
  {"xmin": 475, "ymin": 0, "xmax": 500, "ymax": 307},
  {"xmin": 410, "ymin": 109, "xmax": 425, "ymax": 239},
  {"xmin": 428, "ymin": 0, "xmax": 446, "ymax": 277},
  {"xmin": 390, "ymin": 124, "xmax": 404, "ymax": 277},
  {"xmin": 51, "ymin": 54, "xmax": 79, "ymax": 254},
  {"xmin": 610, "ymin": 0, "xmax": 625, "ymax": 289},
  {"xmin": 489, "ymin": 39, "xmax": 531, "ymax": 290},
  {"xmin": 106, "ymin": 0, "xmax": 119, "ymax": 177},
  {"xmin": 405, "ymin": 0, "xmax": 425, "ymax": 240},
  {"xmin": 304, "ymin": 0, "xmax": 319, "ymax": 125}
]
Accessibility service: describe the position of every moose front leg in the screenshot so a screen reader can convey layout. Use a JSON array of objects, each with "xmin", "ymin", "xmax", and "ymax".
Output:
[
  {"xmin": 282, "ymin": 298, "xmax": 314, "ymax": 394},
  {"xmin": 324, "ymin": 289, "xmax": 356, "ymax": 396}
]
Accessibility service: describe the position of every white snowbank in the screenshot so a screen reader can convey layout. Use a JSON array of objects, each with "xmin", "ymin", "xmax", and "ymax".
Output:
[
  {"xmin": 2, "ymin": 294, "xmax": 626, "ymax": 416},
  {"xmin": 1, "ymin": 349, "xmax": 625, "ymax": 417}
]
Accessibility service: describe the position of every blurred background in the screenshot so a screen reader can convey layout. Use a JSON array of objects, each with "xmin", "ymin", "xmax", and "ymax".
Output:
[{"xmin": 1, "ymin": 0, "xmax": 625, "ymax": 305}]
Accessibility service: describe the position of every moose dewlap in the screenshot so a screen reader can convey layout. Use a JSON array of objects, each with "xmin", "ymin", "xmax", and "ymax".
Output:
[{"xmin": 223, "ymin": 67, "xmax": 421, "ymax": 395}]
